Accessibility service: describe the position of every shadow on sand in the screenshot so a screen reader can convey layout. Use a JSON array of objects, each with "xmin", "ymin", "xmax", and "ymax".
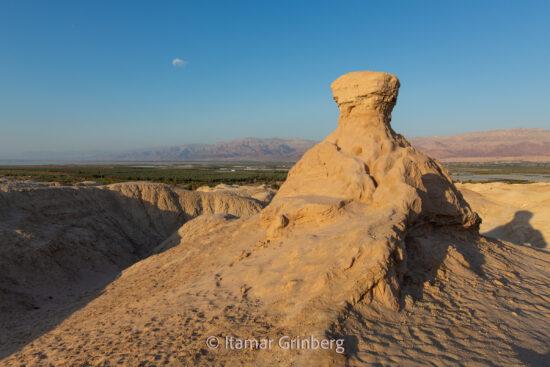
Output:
[
  {"xmin": 512, "ymin": 344, "xmax": 550, "ymax": 367},
  {"xmin": 400, "ymin": 173, "xmax": 487, "ymax": 303},
  {"xmin": 0, "ymin": 185, "xmax": 190, "ymax": 360},
  {"xmin": 485, "ymin": 210, "xmax": 547, "ymax": 249}
]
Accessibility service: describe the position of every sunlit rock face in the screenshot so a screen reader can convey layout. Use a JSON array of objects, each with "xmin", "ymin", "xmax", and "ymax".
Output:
[{"xmin": 262, "ymin": 71, "xmax": 478, "ymax": 242}]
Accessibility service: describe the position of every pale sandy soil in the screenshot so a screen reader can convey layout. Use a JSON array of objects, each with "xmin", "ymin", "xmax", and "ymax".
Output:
[{"xmin": 457, "ymin": 182, "xmax": 550, "ymax": 250}]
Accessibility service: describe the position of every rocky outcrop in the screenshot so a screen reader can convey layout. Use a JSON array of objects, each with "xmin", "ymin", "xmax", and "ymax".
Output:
[
  {"xmin": 259, "ymin": 71, "xmax": 479, "ymax": 314},
  {"xmin": 196, "ymin": 183, "xmax": 277, "ymax": 206},
  {"xmin": 8, "ymin": 72, "xmax": 550, "ymax": 367}
]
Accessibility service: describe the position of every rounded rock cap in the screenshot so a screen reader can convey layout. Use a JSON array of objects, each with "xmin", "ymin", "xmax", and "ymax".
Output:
[{"xmin": 331, "ymin": 71, "xmax": 400, "ymax": 107}]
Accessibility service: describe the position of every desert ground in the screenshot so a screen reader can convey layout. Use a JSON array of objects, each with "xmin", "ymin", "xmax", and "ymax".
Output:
[
  {"xmin": 458, "ymin": 182, "xmax": 550, "ymax": 251},
  {"xmin": 1, "ymin": 71, "xmax": 549, "ymax": 366}
]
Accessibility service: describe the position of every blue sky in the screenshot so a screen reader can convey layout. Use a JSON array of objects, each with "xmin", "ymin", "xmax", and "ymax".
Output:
[{"xmin": 1, "ymin": 0, "xmax": 549, "ymax": 156}]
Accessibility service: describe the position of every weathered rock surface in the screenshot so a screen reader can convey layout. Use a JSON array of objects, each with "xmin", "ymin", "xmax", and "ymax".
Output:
[
  {"xmin": 197, "ymin": 183, "xmax": 277, "ymax": 206},
  {"xmin": 260, "ymin": 71, "xmax": 479, "ymax": 316},
  {"xmin": 2, "ymin": 72, "xmax": 550, "ymax": 367}
]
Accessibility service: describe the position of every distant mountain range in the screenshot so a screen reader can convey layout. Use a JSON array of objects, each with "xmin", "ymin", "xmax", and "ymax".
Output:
[
  {"xmin": 101, "ymin": 128, "xmax": 549, "ymax": 163},
  {"xmin": 94, "ymin": 137, "xmax": 317, "ymax": 162},
  {"xmin": 408, "ymin": 128, "xmax": 550, "ymax": 162},
  {"xmin": 6, "ymin": 129, "xmax": 550, "ymax": 163}
]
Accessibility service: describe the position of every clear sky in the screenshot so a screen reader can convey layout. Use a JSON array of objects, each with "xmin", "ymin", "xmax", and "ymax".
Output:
[{"xmin": 1, "ymin": 0, "xmax": 549, "ymax": 156}]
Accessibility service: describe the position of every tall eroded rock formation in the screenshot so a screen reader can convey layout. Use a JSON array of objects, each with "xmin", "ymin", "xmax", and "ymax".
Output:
[{"xmin": 259, "ymin": 71, "xmax": 479, "ymax": 312}]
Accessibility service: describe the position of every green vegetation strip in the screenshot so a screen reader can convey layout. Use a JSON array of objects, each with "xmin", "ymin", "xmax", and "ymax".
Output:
[
  {"xmin": 2, "ymin": 163, "xmax": 550, "ymax": 188},
  {"xmin": 446, "ymin": 162, "xmax": 550, "ymax": 175},
  {"xmin": 0, "ymin": 165, "xmax": 288, "ymax": 189}
]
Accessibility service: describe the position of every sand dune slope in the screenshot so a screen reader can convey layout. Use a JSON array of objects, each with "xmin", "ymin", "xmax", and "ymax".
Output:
[{"xmin": 458, "ymin": 182, "xmax": 550, "ymax": 250}]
